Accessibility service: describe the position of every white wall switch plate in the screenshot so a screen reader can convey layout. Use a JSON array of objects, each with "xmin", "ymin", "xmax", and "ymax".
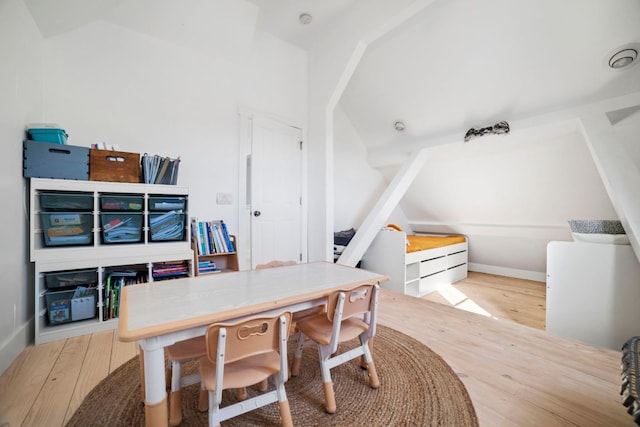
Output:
[{"xmin": 216, "ymin": 193, "xmax": 233, "ymax": 205}]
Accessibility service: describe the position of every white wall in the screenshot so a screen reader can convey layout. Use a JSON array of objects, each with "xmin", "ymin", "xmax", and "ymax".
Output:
[
  {"xmin": 43, "ymin": 19, "xmax": 307, "ymax": 244},
  {"xmin": 0, "ymin": 1, "xmax": 306, "ymax": 374},
  {"xmin": 398, "ymin": 131, "xmax": 618, "ymax": 279},
  {"xmin": 616, "ymin": 110, "xmax": 640, "ymax": 169},
  {"xmin": 0, "ymin": 0, "xmax": 44, "ymax": 374},
  {"xmin": 333, "ymin": 106, "xmax": 386, "ymax": 231}
]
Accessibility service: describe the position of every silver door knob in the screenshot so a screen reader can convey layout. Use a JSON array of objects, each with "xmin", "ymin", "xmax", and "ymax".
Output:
[{"xmin": 253, "ymin": 210, "xmax": 261, "ymax": 217}]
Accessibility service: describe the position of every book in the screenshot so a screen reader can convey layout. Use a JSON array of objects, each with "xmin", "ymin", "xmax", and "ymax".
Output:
[
  {"xmin": 220, "ymin": 221, "xmax": 235, "ymax": 252},
  {"xmin": 197, "ymin": 220, "xmax": 206, "ymax": 255},
  {"xmin": 205, "ymin": 221, "xmax": 215, "ymax": 254}
]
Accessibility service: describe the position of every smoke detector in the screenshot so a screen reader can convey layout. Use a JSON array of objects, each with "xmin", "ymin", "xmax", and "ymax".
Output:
[
  {"xmin": 299, "ymin": 13, "xmax": 312, "ymax": 25},
  {"xmin": 394, "ymin": 121, "xmax": 406, "ymax": 132}
]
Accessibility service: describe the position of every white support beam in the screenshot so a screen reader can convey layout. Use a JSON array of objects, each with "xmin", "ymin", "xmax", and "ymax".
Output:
[
  {"xmin": 337, "ymin": 149, "xmax": 429, "ymax": 267},
  {"xmin": 579, "ymin": 112, "xmax": 640, "ymax": 263}
]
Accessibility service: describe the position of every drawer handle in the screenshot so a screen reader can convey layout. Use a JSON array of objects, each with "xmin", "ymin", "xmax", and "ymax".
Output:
[
  {"xmin": 48, "ymin": 148, "xmax": 71, "ymax": 155},
  {"xmin": 105, "ymin": 156, "xmax": 125, "ymax": 162}
]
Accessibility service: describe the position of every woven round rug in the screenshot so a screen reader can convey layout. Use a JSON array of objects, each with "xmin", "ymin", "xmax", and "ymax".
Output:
[{"xmin": 67, "ymin": 325, "xmax": 478, "ymax": 426}]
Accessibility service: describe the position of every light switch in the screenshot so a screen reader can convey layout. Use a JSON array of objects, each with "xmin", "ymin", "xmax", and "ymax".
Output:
[{"xmin": 216, "ymin": 193, "xmax": 233, "ymax": 205}]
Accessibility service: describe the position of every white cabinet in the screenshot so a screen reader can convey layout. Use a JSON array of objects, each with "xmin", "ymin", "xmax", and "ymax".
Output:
[
  {"xmin": 546, "ymin": 241, "xmax": 640, "ymax": 350},
  {"xmin": 30, "ymin": 178, "xmax": 193, "ymax": 344}
]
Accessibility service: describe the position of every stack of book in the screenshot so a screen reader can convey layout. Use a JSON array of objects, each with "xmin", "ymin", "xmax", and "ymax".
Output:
[
  {"xmin": 198, "ymin": 260, "xmax": 220, "ymax": 274},
  {"xmin": 152, "ymin": 262, "xmax": 189, "ymax": 280},
  {"xmin": 191, "ymin": 219, "xmax": 235, "ymax": 255},
  {"xmin": 141, "ymin": 153, "xmax": 180, "ymax": 185}
]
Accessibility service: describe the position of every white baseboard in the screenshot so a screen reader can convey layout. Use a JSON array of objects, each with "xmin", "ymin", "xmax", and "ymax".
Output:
[
  {"xmin": 0, "ymin": 318, "xmax": 33, "ymax": 376},
  {"xmin": 468, "ymin": 263, "xmax": 547, "ymax": 282}
]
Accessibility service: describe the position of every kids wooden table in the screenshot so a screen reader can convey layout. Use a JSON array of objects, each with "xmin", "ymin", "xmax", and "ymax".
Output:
[{"xmin": 118, "ymin": 261, "xmax": 387, "ymax": 427}]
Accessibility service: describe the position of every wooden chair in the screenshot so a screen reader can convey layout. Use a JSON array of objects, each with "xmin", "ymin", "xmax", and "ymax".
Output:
[
  {"xmin": 291, "ymin": 283, "xmax": 380, "ymax": 414},
  {"xmin": 198, "ymin": 312, "xmax": 294, "ymax": 427},
  {"xmin": 165, "ymin": 336, "xmax": 209, "ymax": 426}
]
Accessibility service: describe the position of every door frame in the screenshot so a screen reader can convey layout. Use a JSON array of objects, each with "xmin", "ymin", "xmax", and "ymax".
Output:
[{"xmin": 237, "ymin": 107, "xmax": 308, "ymax": 270}]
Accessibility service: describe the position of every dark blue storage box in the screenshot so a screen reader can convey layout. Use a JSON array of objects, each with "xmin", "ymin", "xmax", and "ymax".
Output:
[{"xmin": 24, "ymin": 140, "xmax": 89, "ymax": 180}]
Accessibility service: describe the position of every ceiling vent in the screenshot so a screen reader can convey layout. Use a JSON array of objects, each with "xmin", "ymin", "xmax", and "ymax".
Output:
[{"xmin": 607, "ymin": 43, "xmax": 640, "ymax": 70}]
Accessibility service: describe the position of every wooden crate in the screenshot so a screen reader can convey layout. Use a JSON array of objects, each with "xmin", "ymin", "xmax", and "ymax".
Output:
[{"xmin": 89, "ymin": 149, "xmax": 141, "ymax": 183}]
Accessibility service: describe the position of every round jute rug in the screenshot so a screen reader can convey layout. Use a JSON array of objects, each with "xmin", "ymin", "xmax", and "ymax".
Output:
[{"xmin": 67, "ymin": 325, "xmax": 478, "ymax": 426}]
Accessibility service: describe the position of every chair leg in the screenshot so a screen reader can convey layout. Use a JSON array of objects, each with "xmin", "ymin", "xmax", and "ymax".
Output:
[
  {"xmin": 138, "ymin": 348, "xmax": 146, "ymax": 403},
  {"xmin": 236, "ymin": 387, "xmax": 248, "ymax": 400},
  {"xmin": 322, "ymin": 381, "xmax": 337, "ymax": 414},
  {"xmin": 291, "ymin": 331, "xmax": 305, "ymax": 376},
  {"xmin": 168, "ymin": 389, "xmax": 182, "ymax": 426},
  {"xmin": 257, "ymin": 378, "xmax": 269, "ymax": 392},
  {"xmin": 361, "ymin": 338, "xmax": 374, "ymax": 369},
  {"xmin": 198, "ymin": 383, "xmax": 208, "ymax": 412},
  {"xmin": 168, "ymin": 360, "xmax": 183, "ymax": 425},
  {"xmin": 366, "ymin": 360, "xmax": 380, "ymax": 389},
  {"xmin": 278, "ymin": 400, "xmax": 293, "ymax": 427}
]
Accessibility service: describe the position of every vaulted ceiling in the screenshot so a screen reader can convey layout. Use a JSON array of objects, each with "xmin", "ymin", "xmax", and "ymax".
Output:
[
  {"xmin": 251, "ymin": 0, "xmax": 640, "ymax": 152},
  {"xmin": 25, "ymin": 0, "xmax": 640, "ymax": 151}
]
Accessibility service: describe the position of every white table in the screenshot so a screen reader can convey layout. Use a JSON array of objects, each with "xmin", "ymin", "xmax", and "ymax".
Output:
[{"xmin": 118, "ymin": 261, "xmax": 388, "ymax": 427}]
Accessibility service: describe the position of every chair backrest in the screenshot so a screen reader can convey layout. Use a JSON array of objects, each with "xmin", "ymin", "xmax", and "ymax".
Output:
[
  {"xmin": 205, "ymin": 312, "xmax": 292, "ymax": 365},
  {"xmin": 255, "ymin": 260, "xmax": 297, "ymax": 270},
  {"xmin": 327, "ymin": 284, "xmax": 378, "ymax": 323}
]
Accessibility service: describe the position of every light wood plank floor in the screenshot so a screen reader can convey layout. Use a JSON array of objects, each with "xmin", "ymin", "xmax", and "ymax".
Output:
[
  {"xmin": 0, "ymin": 272, "xmax": 632, "ymax": 426},
  {"xmin": 423, "ymin": 271, "xmax": 547, "ymax": 330}
]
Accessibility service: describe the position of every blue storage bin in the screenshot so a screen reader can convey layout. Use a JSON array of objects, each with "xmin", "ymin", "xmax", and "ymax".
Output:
[
  {"xmin": 45, "ymin": 269, "xmax": 98, "ymax": 290},
  {"xmin": 148, "ymin": 196, "xmax": 186, "ymax": 211},
  {"xmin": 149, "ymin": 211, "xmax": 185, "ymax": 241},
  {"xmin": 40, "ymin": 192, "xmax": 94, "ymax": 211},
  {"xmin": 100, "ymin": 194, "xmax": 143, "ymax": 211},
  {"xmin": 40, "ymin": 212, "xmax": 93, "ymax": 247},
  {"xmin": 100, "ymin": 212, "xmax": 143, "ymax": 244},
  {"xmin": 45, "ymin": 287, "xmax": 97, "ymax": 325},
  {"xmin": 28, "ymin": 128, "xmax": 68, "ymax": 144}
]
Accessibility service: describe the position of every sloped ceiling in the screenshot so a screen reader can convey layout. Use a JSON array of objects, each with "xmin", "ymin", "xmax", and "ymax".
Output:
[
  {"xmin": 339, "ymin": 0, "xmax": 640, "ymax": 151},
  {"xmin": 27, "ymin": 0, "xmax": 640, "ymax": 148},
  {"xmin": 24, "ymin": 0, "xmax": 258, "ymax": 64}
]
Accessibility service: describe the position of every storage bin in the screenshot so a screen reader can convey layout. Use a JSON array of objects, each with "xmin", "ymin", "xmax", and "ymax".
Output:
[
  {"xmin": 89, "ymin": 149, "xmax": 141, "ymax": 183},
  {"xmin": 100, "ymin": 212, "xmax": 143, "ymax": 243},
  {"xmin": 23, "ymin": 140, "xmax": 89, "ymax": 180},
  {"xmin": 27, "ymin": 127, "xmax": 68, "ymax": 144},
  {"xmin": 149, "ymin": 211, "xmax": 185, "ymax": 241},
  {"xmin": 40, "ymin": 192, "xmax": 93, "ymax": 211},
  {"xmin": 148, "ymin": 196, "xmax": 186, "ymax": 211},
  {"xmin": 100, "ymin": 194, "xmax": 143, "ymax": 211},
  {"xmin": 40, "ymin": 212, "xmax": 93, "ymax": 247},
  {"xmin": 45, "ymin": 269, "xmax": 98, "ymax": 289},
  {"xmin": 46, "ymin": 287, "xmax": 97, "ymax": 325}
]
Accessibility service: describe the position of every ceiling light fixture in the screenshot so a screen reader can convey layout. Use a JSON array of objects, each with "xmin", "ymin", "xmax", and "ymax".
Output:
[
  {"xmin": 394, "ymin": 121, "xmax": 405, "ymax": 132},
  {"xmin": 609, "ymin": 48, "xmax": 638, "ymax": 69},
  {"xmin": 299, "ymin": 13, "xmax": 312, "ymax": 25},
  {"xmin": 606, "ymin": 43, "xmax": 640, "ymax": 70}
]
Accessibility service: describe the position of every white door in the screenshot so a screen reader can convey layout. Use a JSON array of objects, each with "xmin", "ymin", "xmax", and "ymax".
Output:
[{"xmin": 250, "ymin": 117, "xmax": 303, "ymax": 267}]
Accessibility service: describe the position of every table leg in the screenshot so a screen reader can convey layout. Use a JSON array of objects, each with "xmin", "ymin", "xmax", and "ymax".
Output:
[{"xmin": 142, "ymin": 341, "xmax": 168, "ymax": 427}]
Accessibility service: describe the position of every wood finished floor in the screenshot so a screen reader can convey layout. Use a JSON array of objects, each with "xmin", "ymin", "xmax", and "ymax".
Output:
[{"xmin": 0, "ymin": 272, "xmax": 632, "ymax": 426}]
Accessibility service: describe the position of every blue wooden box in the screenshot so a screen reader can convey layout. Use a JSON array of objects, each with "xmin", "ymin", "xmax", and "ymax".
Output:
[{"xmin": 23, "ymin": 140, "xmax": 89, "ymax": 180}]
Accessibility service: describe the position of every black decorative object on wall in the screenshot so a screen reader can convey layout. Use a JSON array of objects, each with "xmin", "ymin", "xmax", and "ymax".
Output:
[{"xmin": 464, "ymin": 121, "xmax": 510, "ymax": 142}]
